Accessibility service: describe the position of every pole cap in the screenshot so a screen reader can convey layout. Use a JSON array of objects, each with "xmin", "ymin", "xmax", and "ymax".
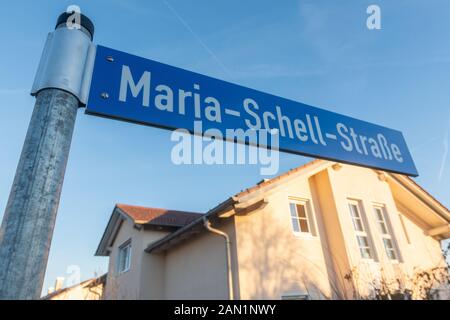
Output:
[{"xmin": 55, "ymin": 12, "xmax": 95, "ymax": 39}]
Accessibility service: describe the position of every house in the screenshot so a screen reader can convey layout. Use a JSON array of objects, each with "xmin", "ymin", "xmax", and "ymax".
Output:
[
  {"xmin": 41, "ymin": 274, "xmax": 106, "ymax": 300},
  {"xmin": 95, "ymin": 160, "xmax": 450, "ymax": 300}
]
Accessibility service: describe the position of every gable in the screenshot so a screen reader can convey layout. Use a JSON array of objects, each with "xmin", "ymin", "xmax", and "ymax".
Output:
[
  {"xmin": 387, "ymin": 175, "xmax": 450, "ymax": 239},
  {"xmin": 96, "ymin": 205, "xmax": 202, "ymax": 256},
  {"xmin": 142, "ymin": 160, "xmax": 449, "ymax": 254}
]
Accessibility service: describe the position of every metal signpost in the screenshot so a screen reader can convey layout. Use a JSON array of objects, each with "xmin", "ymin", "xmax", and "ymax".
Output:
[
  {"xmin": 0, "ymin": 13, "xmax": 95, "ymax": 300},
  {"xmin": 0, "ymin": 10, "xmax": 418, "ymax": 300}
]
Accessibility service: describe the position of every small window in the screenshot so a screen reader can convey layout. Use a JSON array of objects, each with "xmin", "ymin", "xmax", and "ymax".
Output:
[
  {"xmin": 349, "ymin": 203, "xmax": 364, "ymax": 232},
  {"xmin": 348, "ymin": 200, "xmax": 374, "ymax": 260},
  {"xmin": 281, "ymin": 294, "xmax": 310, "ymax": 300},
  {"xmin": 374, "ymin": 207, "xmax": 388, "ymax": 234},
  {"xmin": 383, "ymin": 238, "xmax": 397, "ymax": 260},
  {"xmin": 373, "ymin": 206, "xmax": 398, "ymax": 261},
  {"xmin": 289, "ymin": 201, "xmax": 315, "ymax": 235},
  {"xmin": 117, "ymin": 240, "xmax": 131, "ymax": 273}
]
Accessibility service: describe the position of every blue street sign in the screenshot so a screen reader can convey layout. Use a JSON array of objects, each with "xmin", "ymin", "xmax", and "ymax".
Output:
[{"xmin": 86, "ymin": 45, "xmax": 418, "ymax": 176}]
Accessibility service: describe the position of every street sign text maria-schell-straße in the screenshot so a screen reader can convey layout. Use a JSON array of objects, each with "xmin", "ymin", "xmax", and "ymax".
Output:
[{"xmin": 86, "ymin": 45, "xmax": 418, "ymax": 176}]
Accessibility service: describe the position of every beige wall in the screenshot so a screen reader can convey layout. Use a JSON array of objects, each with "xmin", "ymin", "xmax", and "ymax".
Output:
[
  {"xmin": 104, "ymin": 217, "xmax": 234, "ymax": 300},
  {"xmin": 103, "ymin": 219, "xmax": 169, "ymax": 300},
  {"xmin": 310, "ymin": 169, "xmax": 353, "ymax": 298},
  {"xmin": 234, "ymin": 172, "xmax": 335, "ymax": 300},
  {"xmin": 233, "ymin": 163, "xmax": 446, "ymax": 300},
  {"xmin": 395, "ymin": 203, "xmax": 444, "ymax": 270},
  {"xmin": 320, "ymin": 164, "xmax": 445, "ymax": 298},
  {"xmin": 163, "ymin": 219, "xmax": 235, "ymax": 299},
  {"xmin": 138, "ymin": 230, "xmax": 169, "ymax": 299}
]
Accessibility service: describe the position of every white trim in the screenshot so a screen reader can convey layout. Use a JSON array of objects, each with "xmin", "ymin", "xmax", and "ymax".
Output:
[
  {"xmin": 372, "ymin": 204, "xmax": 400, "ymax": 263},
  {"xmin": 347, "ymin": 199, "xmax": 376, "ymax": 261},
  {"xmin": 288, "ymin": 198, "xmax": 317, "ymax": 237}
]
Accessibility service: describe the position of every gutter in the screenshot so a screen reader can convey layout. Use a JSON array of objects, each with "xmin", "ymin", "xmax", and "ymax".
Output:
[
  {"xmin": 203, "ymin": 216, "xmax": 234, "ymax": 300},
  {"xmin": 145, "ymin": 196, "xmax": 268, "ymax": 254}
]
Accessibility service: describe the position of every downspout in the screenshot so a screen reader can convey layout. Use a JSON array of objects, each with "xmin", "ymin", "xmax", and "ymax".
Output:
[{"xmin": 203, "ymin": 217, "xmax": 234, "ymax": 300}]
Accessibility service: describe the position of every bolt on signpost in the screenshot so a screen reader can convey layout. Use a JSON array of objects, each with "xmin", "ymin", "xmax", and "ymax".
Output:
[{"xmin": 0, "ymin": 13, "xmax": 95, "ymax": 300}]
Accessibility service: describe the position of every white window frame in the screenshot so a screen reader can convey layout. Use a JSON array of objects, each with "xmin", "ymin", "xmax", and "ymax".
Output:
[
  {"xmin": 348, "ymin": 199, "xmax": 374, "ymax": 261},
  {"xmin": 281, "ymin": 293, "xmax": 310, "ymax": 300},
  {"xmin": 288, "ymin": 198, "xmax": 316, "ymax": 237},
  {"xmin": 373, "ymin": 205, "xmax": 399, "ymax": 262},
  {"xmin": 117, "ymin": 239, "xmax": 132, "ymax": 274}
]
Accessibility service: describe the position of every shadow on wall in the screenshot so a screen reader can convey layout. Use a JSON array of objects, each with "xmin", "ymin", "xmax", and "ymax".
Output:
[
  {"xmin": 236, "ymin": 206, "xmax": 343, "ymax": 300},
  {"xmin": 236, "ymin": 206, "xmax": 449, "ymax": 300}
]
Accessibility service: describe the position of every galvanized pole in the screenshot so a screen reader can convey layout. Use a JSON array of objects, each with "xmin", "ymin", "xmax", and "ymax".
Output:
[{"xmin": 0, "ymin": 12, "xmax": 95, "ymax": 300}]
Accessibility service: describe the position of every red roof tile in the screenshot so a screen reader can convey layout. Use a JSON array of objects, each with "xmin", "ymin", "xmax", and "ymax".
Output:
[{"xmin": 116, "ymin": 204, "xmax": 202, "ymax": 227}]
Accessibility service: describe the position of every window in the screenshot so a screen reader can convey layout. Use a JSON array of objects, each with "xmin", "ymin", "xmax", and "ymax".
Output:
[
  {"xmin": 117, "ymin": 240, "xmax": 131, "ymax": 273},
  {"xmin": 373, "ymin": 206, "xmax": 398, "ymax": 261},
  {"xmin": 289, "ymin": 201, "xmax": 315, "ymax": 235},
  {"xmin": 281, "ymin": 294, "xmax": 310, "ymax": 300},
  {"xmin": 348, "ymin": 201, "xmax": 373, "ymax": 259}
]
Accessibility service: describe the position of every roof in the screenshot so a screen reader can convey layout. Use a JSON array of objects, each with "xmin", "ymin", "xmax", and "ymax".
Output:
[
  {"xmin": 235, "ymin": 159, "xmax": 323, "ymax": 198},
  {"xmin": 146, "ymin": 160, "xmax": 329, "ymax": 253},
  {"xmin": 116, "ymin": 204, "xmax": 202, "ymax": 227},
  {"xmin": 41, "ymin": 274, "xmax": 107, "ymax": 300},
  {"xmin": 95, "ymin": 205, "xmax": 202, "ymax": 256},
  {"xmin": 95, "ymin": 159, "xmax": 449, "ymax": 256},
  {"xmin": 145, "ymin": 160, "xmax": 450, "ymax": 253},
  {"xmin": 145, "ymin": 197, "xmax": 237, "ymax": 254}
]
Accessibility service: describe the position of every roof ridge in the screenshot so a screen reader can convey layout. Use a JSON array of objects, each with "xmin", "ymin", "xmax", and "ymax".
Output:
[
  {"xmin": 116, "ymin": 203, "xmax": 203, "ymax": 214},
  {"xmin": 145, "ymin": 159, "xmax": 449, "ymax": 254}
]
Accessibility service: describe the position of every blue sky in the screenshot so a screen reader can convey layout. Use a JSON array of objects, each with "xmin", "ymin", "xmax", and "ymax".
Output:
[{"xmin": 0, "ymin": 0, "xmax": 449, "ymax": 295}]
